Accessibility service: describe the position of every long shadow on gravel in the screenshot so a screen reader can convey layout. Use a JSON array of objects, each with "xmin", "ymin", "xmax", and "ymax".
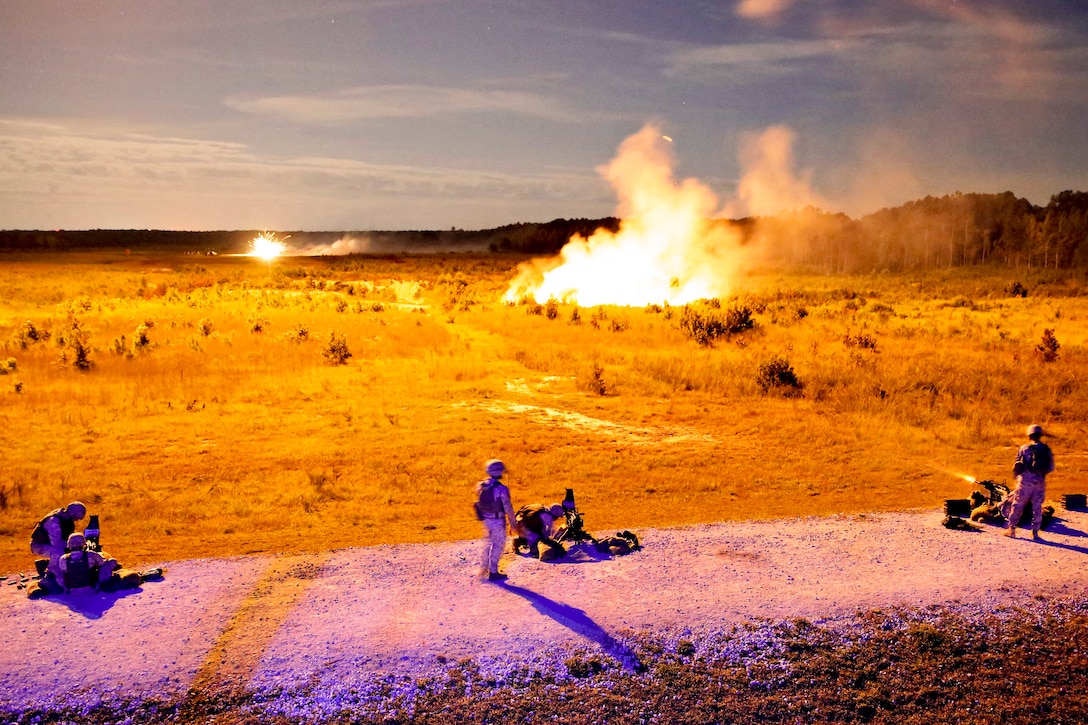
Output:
[
  {"xmin": 1043, "ymin": 520, "xmax": 1088, "ymax": 538},
  {"xmin": 1032, "ymin": 538, "xmax": 1088, "ymax": 555},
  {"xmin": 497, "ymin": 582, "xmax": 641, "ymax": 670},
  {"xmin": 41, "ymin": 586, "xmax": 144, "ymax": 619}
]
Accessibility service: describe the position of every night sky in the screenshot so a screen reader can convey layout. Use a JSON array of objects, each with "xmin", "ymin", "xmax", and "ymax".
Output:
[{"xmin": 2, "ymin": 0, "xmax": 1086, "ymax": 231}]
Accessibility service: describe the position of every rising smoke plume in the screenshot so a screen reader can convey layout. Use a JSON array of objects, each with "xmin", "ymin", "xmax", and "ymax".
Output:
[
  {"xmin": 504, "ymin": 122, "xmax": 823, "ymax": 307},
  {"xmin": 503, "ymin": 125, "xmax": 747, "ymax": 307}
]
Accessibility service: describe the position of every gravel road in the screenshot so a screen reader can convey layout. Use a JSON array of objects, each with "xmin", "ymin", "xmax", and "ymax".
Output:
[{"xmin": 2, "ymin": 508, "xmax": 1087, "ymax": 719}]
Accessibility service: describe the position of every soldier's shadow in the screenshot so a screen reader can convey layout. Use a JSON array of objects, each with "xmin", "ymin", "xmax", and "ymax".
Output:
[
  {"xmin": 44, "ymin": 587, "xmax": 143, "ymax": 619},
  {"xmin": 1042, "ymin": 519, "xmax": 1088, "ymax": 539},
  {"xmin": 998, "ymin": 518, "xmax": 1088, "ymax": 554},
  {"xmin": 1033, "ymin": 538, "xmax": 1088, "ymax": 555},
  {"xmin": 497, "ymin": 582, "xmax": 641, "ymax": 671},
  {"xmin": 1033, "ymin": 520, "xmax": 1088, "ymax": 554}
]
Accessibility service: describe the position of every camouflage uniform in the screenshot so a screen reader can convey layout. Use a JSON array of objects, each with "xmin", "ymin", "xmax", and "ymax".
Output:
[
  {"xmin": 1006, "ymin": 428, "xmax": 1054, "ymax": 536},
  {"xmin": 476, "ymin": 461, "xmax": 515, "ymax": 579},
  {"xmin": 29, "ymin": 502, "xmax": 86, "ymax": 579},
  {"xmin": 513, "ymin": 503, "xmax": 565, "ymax": 559},
  {"xmin": 58, "ymin": 534, "xmax": 113, "ymax": 591}
]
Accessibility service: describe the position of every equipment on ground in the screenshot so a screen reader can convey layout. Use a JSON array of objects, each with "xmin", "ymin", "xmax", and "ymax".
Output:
[
  {"xmin": 1062, "ymin": 493, "xmax": 1087, "ymax": 510},
  {"xmin": 556, "ymin": 488, "xmax": 598, "ymax": 545},
  {"xmin": 945, "ymin": 478, "xmax": 1055, "ymax": 531},
  {"xmin": 84, "ymin": 514, "xmax": 101, "ymax": 552},
  {"xmin": 944, "ymin": 499, "xmax": 972, "ymax": 518}
]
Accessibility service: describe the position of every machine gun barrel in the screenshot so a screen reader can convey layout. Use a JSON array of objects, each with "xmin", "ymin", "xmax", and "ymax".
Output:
[{"xmin": 977, "ymin": 479, "xmax": 1010, "ymax": 505}]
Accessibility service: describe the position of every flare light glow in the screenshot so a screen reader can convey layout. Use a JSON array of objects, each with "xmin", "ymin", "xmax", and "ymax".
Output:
[{"xmin": 248, "ymin": 232, "xmax": 289, "ymax": 261}]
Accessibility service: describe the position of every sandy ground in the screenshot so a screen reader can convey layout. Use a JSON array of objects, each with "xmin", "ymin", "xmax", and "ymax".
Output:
[{"xmin": 2, "ymin": 508, "xmax": 1088, "ymax": 715}]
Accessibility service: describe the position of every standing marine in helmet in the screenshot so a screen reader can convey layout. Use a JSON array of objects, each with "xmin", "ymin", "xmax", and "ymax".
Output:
[
  {"xmin": 475, "ymin": 459, "xmax": 516, "ymax": 582},
  {"xmin": 1005, "ymin": 424, "xmax": 1055, "ymax": 540}
]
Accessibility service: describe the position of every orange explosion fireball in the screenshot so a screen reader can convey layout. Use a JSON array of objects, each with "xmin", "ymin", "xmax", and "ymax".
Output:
[
  {"xmin": 248, "ymin": 232, "xmax": 289, "ymax": 261},
  {"xmin": 503, "ymin": 123, "xmax": 827, "ymax": 308},
  {"xmin": 504, "ymin": 125, "xmax": 744, "ymax": 307}
]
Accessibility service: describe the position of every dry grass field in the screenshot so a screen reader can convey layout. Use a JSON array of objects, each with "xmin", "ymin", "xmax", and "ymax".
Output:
[{"xmin": 1, "ymin": 248, "xmax": 1086, "ymax": 574}]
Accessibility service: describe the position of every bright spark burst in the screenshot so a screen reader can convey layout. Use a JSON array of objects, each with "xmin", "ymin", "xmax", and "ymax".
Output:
[{"xmin": 248, "ymin": 232, "xmax": 289, "ymax": 261}]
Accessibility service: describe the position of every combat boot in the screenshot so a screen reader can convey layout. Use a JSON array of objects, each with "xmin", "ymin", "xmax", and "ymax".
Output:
[
  {"xmin": 1003, "ymin": 527, "xmax": 1016, "ymax": 538},
  {"xmin": 1032, "ymin": 529, "xmax": 1042, "ymax": 541}
]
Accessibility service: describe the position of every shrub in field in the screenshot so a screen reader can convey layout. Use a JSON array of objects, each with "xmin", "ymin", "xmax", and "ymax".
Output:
[
  {"xmin": 1007, "ymin": 281, "xmax": 1028, "ymax": 298},
  {"xmin": 333, "ymin": 297, "xmax": 348, "ymax": 313},
  {"xmin": 757, "ymin": 355, "xmax": 802, "ymax": 395},
  {"xmin": 55, "ymin": 315, "xmax": 93, "ymax": 370},
  {"xmin": 724, "ymin": 305, "xmax": 755, "ymax": 334},
  {"xmin": 678, "ymin": 305, "xmax": 755, "ymax": 346},
  {"xmin": 1036, "ymin": 328, "xmax": 1060, "ymax": 363},
  {"xmin": 843, "ymin": 331, "xmax": 878, "ymax": 351},
  {"xmin": 133, "ymin": 323, "xmax": 153, "ymax": 352},
  {"xmin": 109, "ymin": 335, "xmax": 131, "ymax": 358},
  {"xmin": 198, "ymin": 318, "xmax": 214, "ymax": 336},
  {"xmin": 13, "ymin": 320, "xmax": 50, "ymax": 349},
  {"xmin": 249, "ymin": 314, "xmax": 268, "ymax": 333},
  {"xmin": 545, "ymin": 299, "xmax": 560, "ymax": 320},
  {"xmin": 286, "ymin": 324, "xmax": 310, "ymax": 343},
  {"xmin": 0, "ymin": 357, "xmax": 15, "ymax": 374},
  {"xmin": 678, "ymin": 307, "xmax": 720, "ymax": 345},
  {"xmin": 67, "ymin": 297, "xmax": 93, "ymax": 314},
  {"xmin": 525, "ymin": 301, "xmax": 544, "ymax": 316},
  {"xmin": 580, "ymin": 361, "xmax": 609, "ymax": 396},
  {"xmin": 322, "ymin": 333, "xmax": 353, "ymax": 365},
  {"xmin": 569, "ymin": 308, "xmax": 582, "ymax": 325}
]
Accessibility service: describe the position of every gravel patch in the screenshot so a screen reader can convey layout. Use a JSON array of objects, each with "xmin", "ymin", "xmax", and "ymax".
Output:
[{"xmin": 2, "ymin": 508, "xmax": 1087, "ymax": 721}]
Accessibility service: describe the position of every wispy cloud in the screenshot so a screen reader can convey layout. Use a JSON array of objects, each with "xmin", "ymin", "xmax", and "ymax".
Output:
[
  {"xmin": 666, "ymin": 38, "xmax": 845, "ymax": 78},
  {"xmin": 667, "ymin": 7, "xmax": 1088, "ymax": 105},
  {"xmin": 0, "ymin": 119, "xmax": 605, "ymax": 229},
  {"xmin": 225, "ymin": 85, "xmax": 582, "ymax": 124}
]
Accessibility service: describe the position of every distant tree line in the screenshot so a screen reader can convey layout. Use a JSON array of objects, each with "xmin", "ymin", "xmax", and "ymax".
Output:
[
  {"xmin": 1, "ymin": 192, "xmax": 1084, "ymax": 272},
  {"xmin": 0, "ymin": 229, "xmax": 253, "ymax": 252},
  {"xmin": 0, "ymin": 219, "xmax": 622, "ymax": 255},
  {"xmin": 748, "ymin": 190, "xmax": 1088, "ymax": 273}
]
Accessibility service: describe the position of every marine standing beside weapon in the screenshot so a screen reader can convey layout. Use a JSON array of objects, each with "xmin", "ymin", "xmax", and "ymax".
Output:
[
  {"xmin": 1005, "ymin": 424, "xmax": 1055, "ymax": 540},
  {"xmin": 475, "ymin": 459, "xmax": 516, "ymax": 582}
]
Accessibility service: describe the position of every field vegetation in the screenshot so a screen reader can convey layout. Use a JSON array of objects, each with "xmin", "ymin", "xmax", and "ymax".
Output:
[{"xmin": 1, "ymin": 249, "xmax": 1087, "ymax": 574}]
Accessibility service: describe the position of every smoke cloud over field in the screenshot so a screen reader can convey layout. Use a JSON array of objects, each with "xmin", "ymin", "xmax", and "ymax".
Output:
[
  {"xmin": 504, "ymin": 123, "xmax": 821, "ymax": 306},
  {"xmin": 288, "ymin": 236, "xmax": 375, "ymax": 256},
  {"xmin": 269, "ymin": 233, "xmax": 492, "ymax": 256},
  {"xmin": 736, "ymin": 126, "xmax": 826, "ymax": 217}
]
